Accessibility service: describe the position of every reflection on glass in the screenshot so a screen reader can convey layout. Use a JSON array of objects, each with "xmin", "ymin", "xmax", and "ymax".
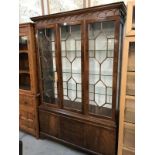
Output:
[
  {"xmin": 38, "ymin": 28, "xmax": 58, "ymax": 103},
  {"xmin": 128, "ymin": 42, "xmax": 135, "ymax": 72},
  {"xmin": 19, "ymin": 73, "xmax": 30, "ymax": 90},
  {"xmin": 19, "ymin": 36, "xmax": 28, "ymax": 50},
  {"xmin": 132, "ymin": 6, "xmax": 135, "ymax": 30},
  {"xmin": 88, "ymin": 21, "xmax": 115, "ymax": 117},
  {"xmin": 61, "ymin": 24, "xmax": 82, "ymax": 111},
  {"xmin": 19, "ymin": 53, "xmax": 29, "ymax": 71}
]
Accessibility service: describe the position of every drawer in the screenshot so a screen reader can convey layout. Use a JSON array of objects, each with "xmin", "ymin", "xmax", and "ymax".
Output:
[
  {"xmin": 123, "ymin": 123, "xmax": 135, "ymax": 149},
  {"xmin": 20, "ymin": 110, "xmax": 34, "ymax": 120},
  {"xmin": 126, "ymin": 72, "xmax": 135, "ymax": 96},
  {"xmin": 19, "ymin": 95, "xmax": 33, "ymax": 107},
  {"xmin": 19, "ymin": 118, "xmax": 35, "ymax": 135},
  {"xmin": 20, "ymin": 117, "xmax": 34, "ymax": 128},
  {"xmin": 124, "ymin": 96, "xmax": 135, "ymax": 123}
]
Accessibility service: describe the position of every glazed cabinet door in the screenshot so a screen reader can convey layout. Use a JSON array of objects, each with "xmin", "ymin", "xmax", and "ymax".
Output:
[
  {"xmin": 37, "ymin": 19, "xmax": 122, "ymax": 119},
  {"xmin": 60, "ymin": 22, "xmax": 83, "ymax": 112},
  {"xmin": 37, "ymin": 23, "xmax": 84, "ymax": 111},
  {"xmin": 37, "ymin": 26, "xmax": 59, "ymax": 105},
  {"xmin": 86, "ymin": 20, "xmax": 117, "ymax": 118},
  {"xmin": 19, "ymin": 36, "xmax": 31, "ymax": 91}
]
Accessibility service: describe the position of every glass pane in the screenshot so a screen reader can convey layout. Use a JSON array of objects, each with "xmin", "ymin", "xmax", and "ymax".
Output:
[
  {"xmin": 128, "ymin": 42, "xmax": 135, "ymax": 72},
  {"xmin": 60, "ymin": 24, "xmax": 82, "ymax": 111},
  {"xmin": 88, "ymin": 21, "xmax": 115, "ymax": 117},
  {"xmin": 19, "ymin": 53, "xmax": 29, "ymax": 71},
  {"xmin": 19, "ymin": 36, "xmax": 28, "ymax": 50},
  {"xmin": 19, "ymin": 73, "xmax": 30, "ymax": 90},
  {"xmin": 38, "ymin": 28, "xmax": 58, "ymax": 103},
  {"xmin": 132, "ymin": 6, "xmax": 135, "ymax": 30},
  {"xmin": 126, "ymin": 72, "xmax": 135, "ymax": 96}
]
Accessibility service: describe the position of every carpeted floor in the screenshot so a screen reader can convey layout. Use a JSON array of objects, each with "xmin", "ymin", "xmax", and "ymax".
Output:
[{"xmin": 19, "ymin": 131, "xmax": 87, "ymax": 155}]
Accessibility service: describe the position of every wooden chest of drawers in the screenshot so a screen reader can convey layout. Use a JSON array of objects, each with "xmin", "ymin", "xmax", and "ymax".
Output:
[{"xmin": 19, "ymin": 93, "xmax": 39, "ymax": 137}]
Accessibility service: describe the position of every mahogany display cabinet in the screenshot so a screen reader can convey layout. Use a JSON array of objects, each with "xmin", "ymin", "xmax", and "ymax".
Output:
[
  {"xmin": 31, "ymin": 2, "xmax": 126, "ymax": 155},
  {"xmin": 19, "ymin": 23, "xmax": 39, "ymax": 138}
]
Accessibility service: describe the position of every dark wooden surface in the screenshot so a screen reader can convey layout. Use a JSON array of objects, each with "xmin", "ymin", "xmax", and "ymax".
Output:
[
  {"xmin": 39, "ymin": 109, "xmax": 116, "ymax": 155},
  {"xmin": 32, "ymin": 2, "xmax": 126, "ymax": 154},
  {"xmin": 31, "ymin": 2, "xmax": 126, "ymax": 22}
]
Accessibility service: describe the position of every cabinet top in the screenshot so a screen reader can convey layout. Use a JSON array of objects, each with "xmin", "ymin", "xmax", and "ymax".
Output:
[
  {"xmin": 19, "ymin": 22, "xmax": 34, "ymax": 28},
  {"xmin": 31, "ymin": 2, "xmax": 126, "ymax": 22}
]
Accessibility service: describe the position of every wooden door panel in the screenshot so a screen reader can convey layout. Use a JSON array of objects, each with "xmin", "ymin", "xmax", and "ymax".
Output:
[
  {"xmin": 59, "ymin": 117, "xmax": 85, "ymax": 147},
  {"xmin": 85, "ymin": 125, "xmax": 100, "ymax": 152},
  {"xmin": 39, "ymin": 111, "xmax": 59, "ymax": 137},
  {"xmin": 85, "ymin": 125, "xmax": 115, "ymax": 155}
]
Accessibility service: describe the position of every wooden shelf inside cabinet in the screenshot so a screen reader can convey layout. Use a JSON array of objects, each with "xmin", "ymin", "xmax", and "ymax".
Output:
[
  {"xmin": 126, "ymin": 95, "xmax": 135, "ymax": 100},
  {"xmin": 19, "ymin": 70, "xmax": 30, "ymax": 74},
  {"xmin": 122, "ymin": 146, "xmax": 135, "ymax": 155},
  {"xmin": 19, "ymin": 85, "xmax": 31, "ymax": 91},
  {"xmin": 19, "ymin": 50, "xmax": 28, "ymax": 53}
]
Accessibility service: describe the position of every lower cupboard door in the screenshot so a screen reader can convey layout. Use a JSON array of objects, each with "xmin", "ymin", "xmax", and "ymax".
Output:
[
  {"xmin": 59, "ymin": 117, "xmax": 85, "ymax": 147},
  {"xmin": 85, "ymin": 125, "xmax": 116, "ymax": 155},
  {"xmin": 39, "ymin": 111, "xmax": 59, "ymax": 137}
]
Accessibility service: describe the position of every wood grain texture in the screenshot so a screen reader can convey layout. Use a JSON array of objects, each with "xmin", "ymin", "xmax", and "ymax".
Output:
[
  {"xmin": 123, "ymin": 123, "xmax": 135, "ymax": 149},
  {"xmin": 39, "ymin": 111, "xmax": 59, "ymax": 137},
  {"xmin": 126, "ymin": 72, "xmax": 135, "ymax": 96},
  {"xmin": 126, "ymin": 1, "xmax": 135, "ymax": 36},
  {"xmin": 31, "ymin": 2, "xmax": 126, "ymax": 28},
  {"xmin": 127, "ymin": 42, "xmax": 135, "ymax": 72},
  {"xmin": 32, "ymin": 2, "xmax": 126, "ymax": 154},
  {"xmin": 122, "ymin": 147, "xmax": 135, "ymax": 155},
  {"xmin": 124, "ymin": 96, "xmax": 135, "ymax": 123},
  {"xmin": 117, "ymin": 35, "xmax": 135, "ymax": 154},
  {"xmin": 39, "ymin": 108, "xmax": 116, "ymax": 155},
  {"xmin": 19, "ymin": 23, "xmax": 39, "ymax": 138}
]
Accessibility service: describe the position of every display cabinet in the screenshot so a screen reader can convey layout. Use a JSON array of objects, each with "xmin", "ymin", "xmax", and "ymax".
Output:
[
  {"xmin": 19, "ymin": 23, "xmax": 39, "ymax": 138},
  {"xmin": 118, "ymin": 37, "xmax": 135, "ymax": 155},
  {"xmin": 32, "ymin": 2, "xmax": 126, "ymax": 154},
  {"xmin": 118, "ymin": 1, "xmax": 135, "ymax": 154}
]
